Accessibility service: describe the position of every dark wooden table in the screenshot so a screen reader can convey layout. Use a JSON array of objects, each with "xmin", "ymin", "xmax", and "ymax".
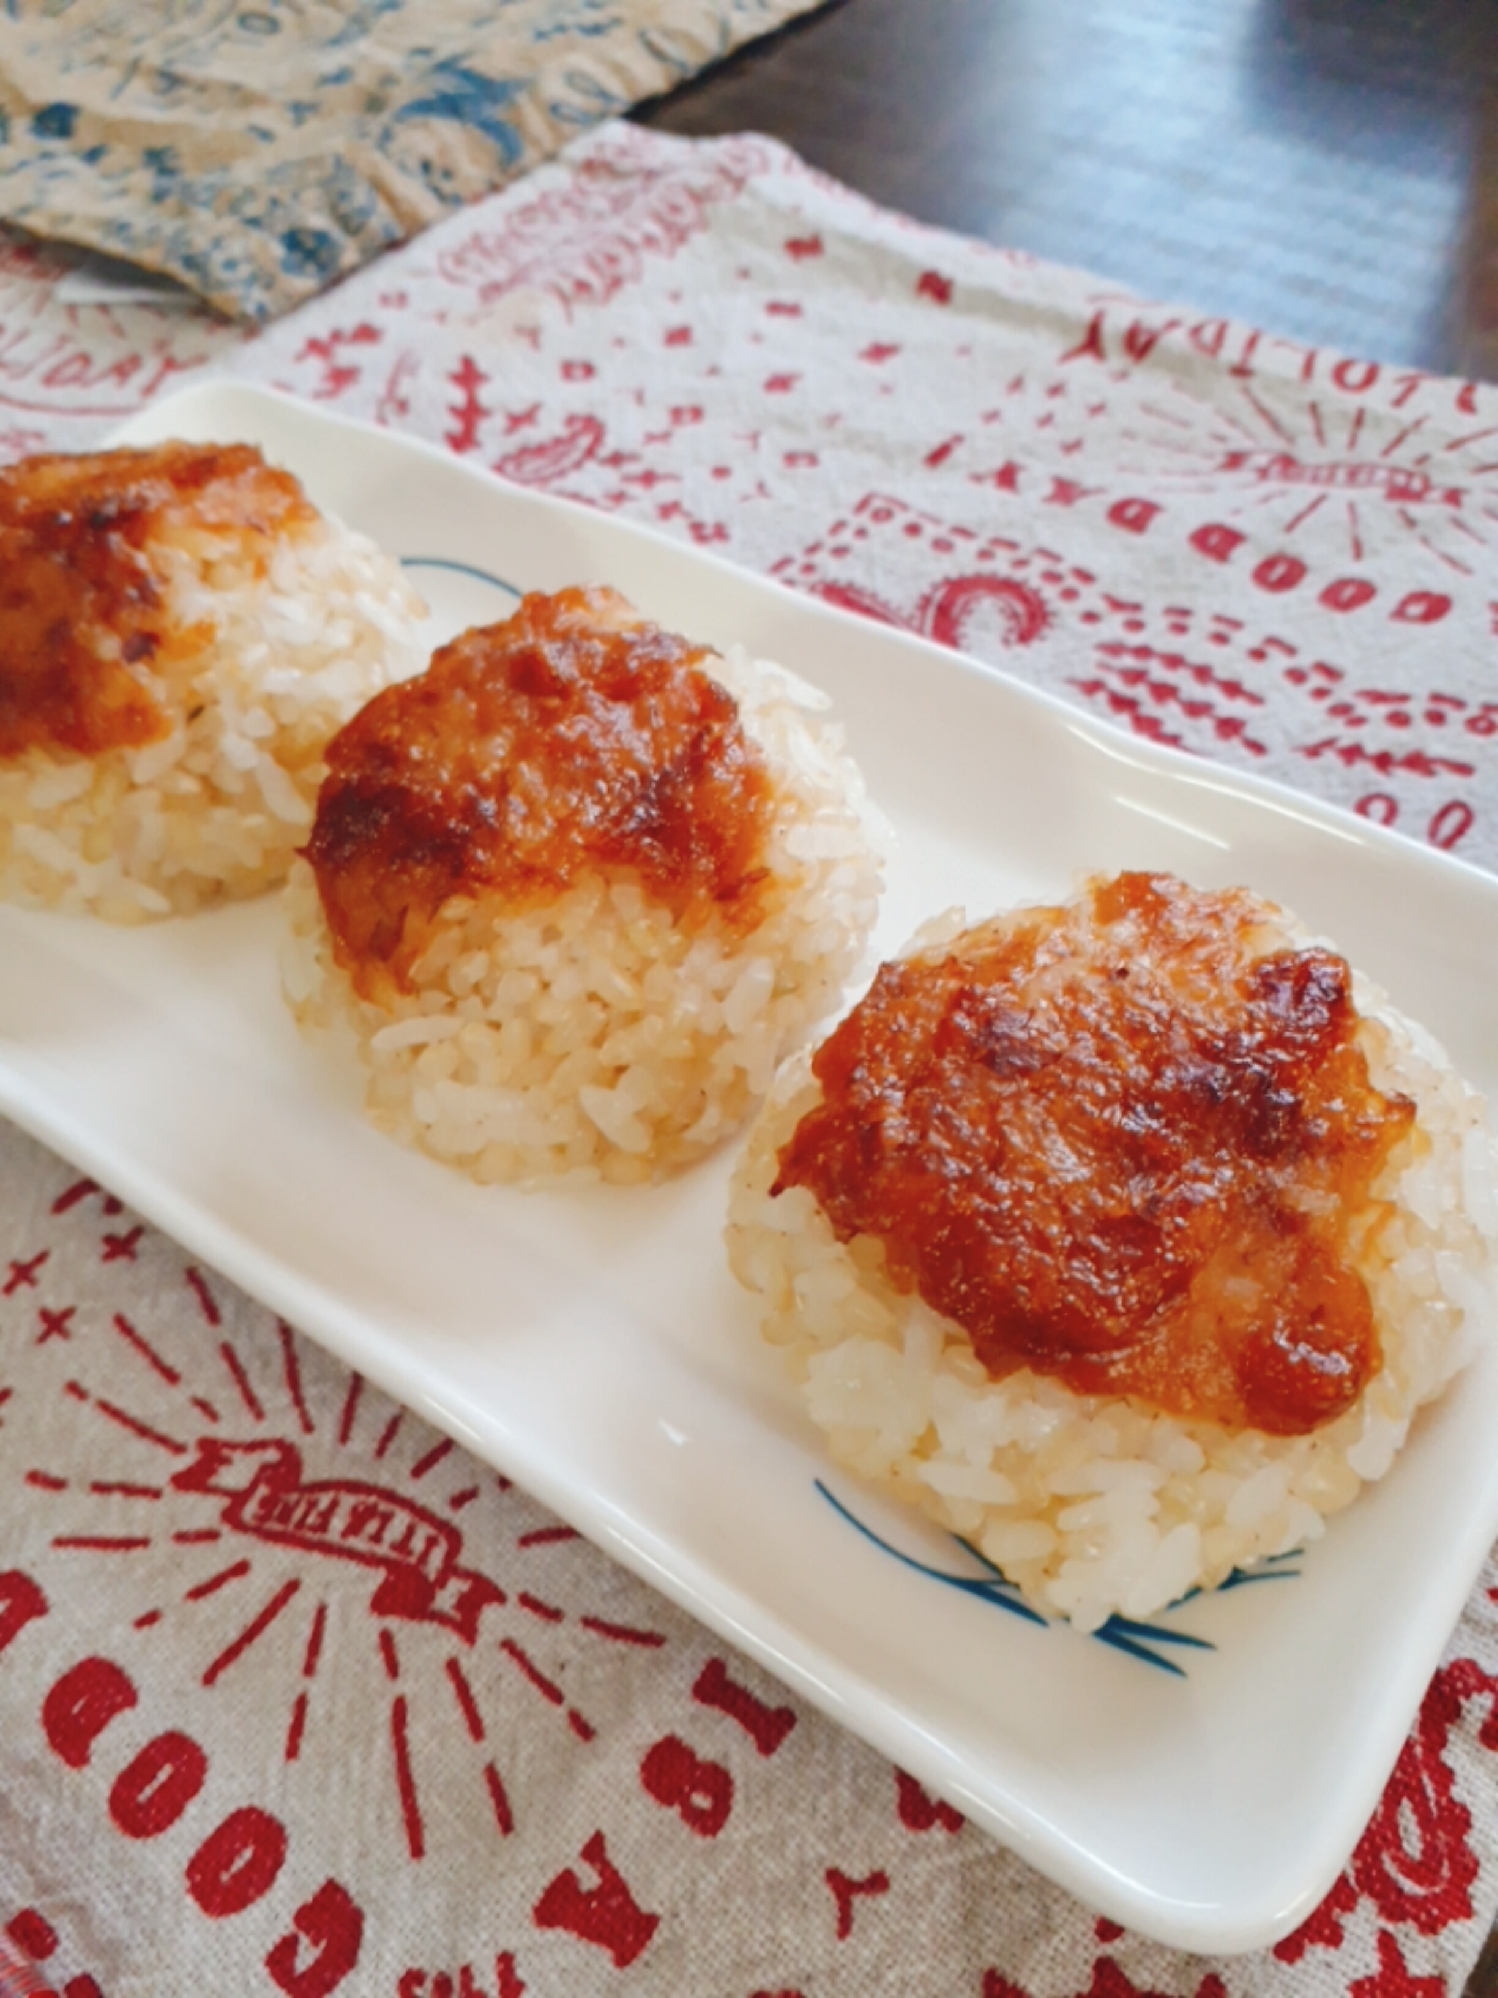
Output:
[
  {"xmin": 640, "ymin": 4, "xmax": 1498, "ymax": 1987},
  {"xmin": 639, "ymin": 0, "xmax": 1498, "ymax": 379}
]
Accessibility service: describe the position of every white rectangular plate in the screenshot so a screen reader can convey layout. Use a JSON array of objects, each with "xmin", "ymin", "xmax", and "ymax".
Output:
[{"xmin": 4, "ymin": 382, "xmax": 1497, "ymax": 1954}]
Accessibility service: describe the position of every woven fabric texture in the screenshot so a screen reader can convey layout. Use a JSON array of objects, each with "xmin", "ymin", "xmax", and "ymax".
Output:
[{"xmin": 0, "ymin": 120, "xmax": 1496, "ymax": 1996}]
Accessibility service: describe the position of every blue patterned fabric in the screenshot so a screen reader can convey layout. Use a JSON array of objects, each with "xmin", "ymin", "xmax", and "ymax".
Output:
[{"xmin": 0, "ymin": 0, "xmax": 818, "ymax": 321}]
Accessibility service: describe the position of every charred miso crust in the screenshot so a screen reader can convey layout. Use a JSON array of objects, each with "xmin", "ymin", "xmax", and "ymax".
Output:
[{"xmin": 773, "ymin": 873, "xmax": 1415, "ymax": 1436}]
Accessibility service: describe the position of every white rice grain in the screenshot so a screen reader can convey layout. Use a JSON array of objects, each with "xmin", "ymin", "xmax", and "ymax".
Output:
[
  {"xmin": 282, "ymin": 644, "xmax": 884, "ymax": 1185},
  {"xmin": 727, "ymin": 935, "xmax": 1497, "ymax": 1630},
  {"xmin": 0, "ymin": 507, "xmax": 425, "ymax": 920}
]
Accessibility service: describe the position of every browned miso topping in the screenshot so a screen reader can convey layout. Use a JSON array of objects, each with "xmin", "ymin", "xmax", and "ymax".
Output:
[
  {"xmin": 306, "ymin": 586, "xmax": 774, "ymax": 999},
  {"xmin": 774, "ymin": 873, "xmax": 1417, "ymax": 1435},
  {"xmin": 0, "ymin": 440, "xmax": 316, "ymax": 759}
]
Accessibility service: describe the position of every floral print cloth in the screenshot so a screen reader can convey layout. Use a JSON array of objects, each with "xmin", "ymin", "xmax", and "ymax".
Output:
[{"xmin": 0, "ymin": 0, "xmax": 816, "ymax": 321}]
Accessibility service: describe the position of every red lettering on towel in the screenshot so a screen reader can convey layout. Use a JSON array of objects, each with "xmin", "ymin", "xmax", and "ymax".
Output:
[
  {"xmin": 266, "ymin": 1879, "xmax": 364, "ymax": 1997},
  {"xmin": 894, "ymin": 1769, "xmax": 964, "ymax": 1833},
  {"xmin": 108, "ymin": 1730, "xmax": 207, "ymax": 1837},
  {"xmin": 0, "ymin": 1571, "xmax": 47, "ymax": 1656},
  {"xmin": 532, "ymin": 1831, "xmax": 658, "ymax": 1968},
  {"xmin": 640, "ymin": 1736, "xmax": 732, "ymax": 1836},
  {"xmin": 187, "ymin": 1808, "xmax": 288, "ymax": 1917},
  {"xmin": 825, "ymin": 1867, "xmax": 889, "ymax": 1941},
  {"xmin": 43, "ymin": 1656, "xmax": 137, "ymax": 1767},
  {"xmin": 692, "ymin": 1657, "xmax": 796, "ymax": 1755}
]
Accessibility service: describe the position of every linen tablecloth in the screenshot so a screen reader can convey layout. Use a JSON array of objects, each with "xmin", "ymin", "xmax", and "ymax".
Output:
[{"xmin": 2, "ymin": 121, "xmax": 1498, "ymax": 1997}]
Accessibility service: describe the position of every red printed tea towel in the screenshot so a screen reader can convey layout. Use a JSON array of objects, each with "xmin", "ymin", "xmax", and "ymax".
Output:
[{"xmin": 1, "ymin": 120, "xmax": 1498, "ymax": 1997}]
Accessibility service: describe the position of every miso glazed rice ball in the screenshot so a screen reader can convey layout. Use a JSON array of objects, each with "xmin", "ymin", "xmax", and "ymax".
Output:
[
  {"xmin": 728, "ymin": 872, "xmax": 1498, "ymax": 1631},
  {"xmin": 0, "ymin": 441, "xmax": 426, "ymax": 921},
  {"xmin": 281, "ymin": 585, "xmax": 883, "ymax": 1185}
]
